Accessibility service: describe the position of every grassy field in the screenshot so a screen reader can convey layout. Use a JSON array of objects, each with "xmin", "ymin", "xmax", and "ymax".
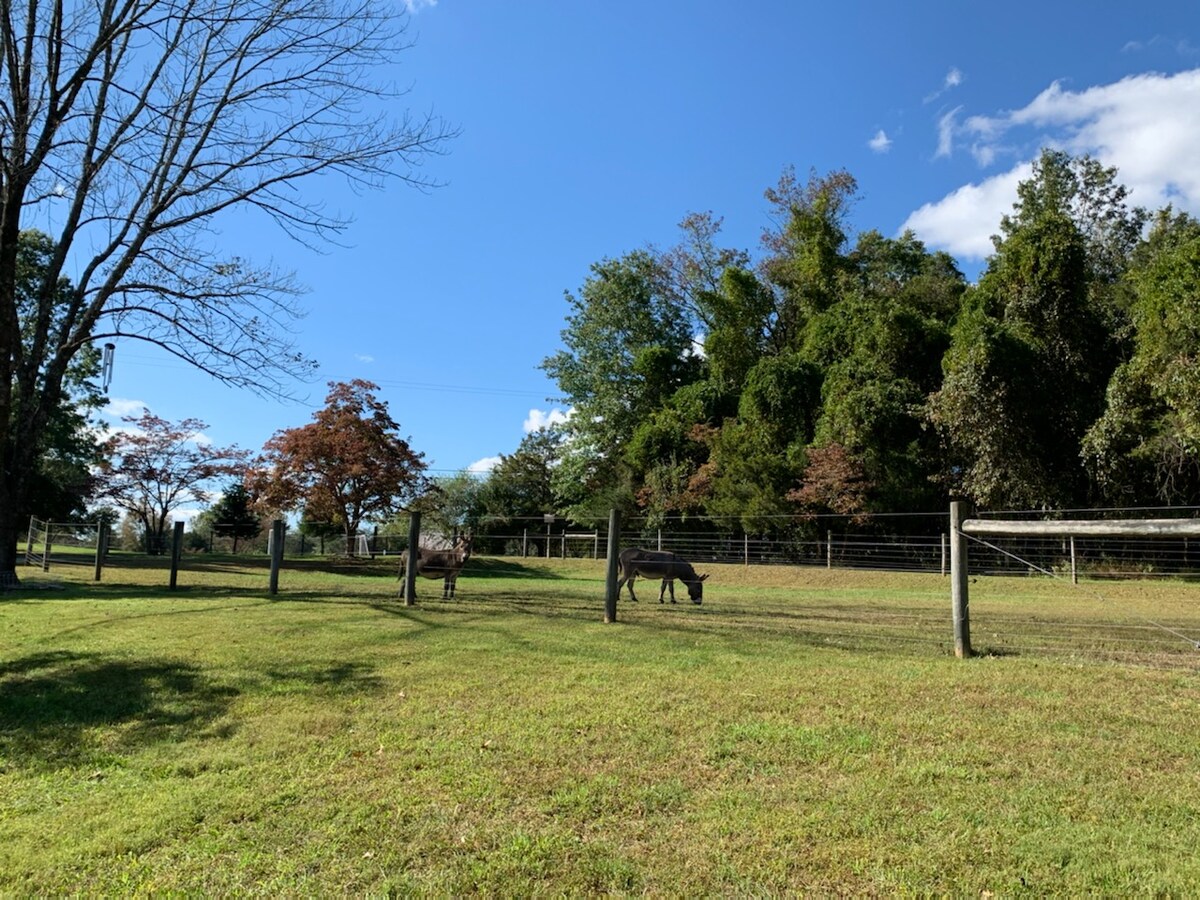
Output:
[{"xmin": 3, "ymin": 555, "xmax": 1200, "ymax": 894}]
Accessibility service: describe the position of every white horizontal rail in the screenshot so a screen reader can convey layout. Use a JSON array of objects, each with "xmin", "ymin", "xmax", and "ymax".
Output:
[{"xmin": 962, "ymin": 518, "xmax": 1200, "ymax": 538}]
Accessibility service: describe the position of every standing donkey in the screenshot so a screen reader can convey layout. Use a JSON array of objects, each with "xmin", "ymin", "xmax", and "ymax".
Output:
[
  {"xmin": 399, "ymin": 532, "xmax": 473, "ymax": 599},
  {"xmin": 616, "ymin": 548, "xmax": 708, "ymax": 604}
]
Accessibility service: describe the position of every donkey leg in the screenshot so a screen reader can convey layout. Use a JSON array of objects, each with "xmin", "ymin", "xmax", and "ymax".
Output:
[{"xmin": 623, "ymin": 573, "xmax": 638, "ymax": 602}]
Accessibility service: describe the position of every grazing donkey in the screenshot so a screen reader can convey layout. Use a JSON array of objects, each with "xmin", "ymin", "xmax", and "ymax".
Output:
[
  {"xmin": 398, "ymin": 532, "xmax": 473, "ymax": 599},
  {"xmin": 616, "ymin": 548, "xmax": 708, "ymax": 604}
]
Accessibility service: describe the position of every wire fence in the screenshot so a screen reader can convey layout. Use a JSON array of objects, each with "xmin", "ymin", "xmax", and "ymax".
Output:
[
  {"xmin": 55, "ymin": 509, "xmax": 1200, "ymax": 580},
  {"xmin": 18, "ymin": 510, "xmax": 1200, "ymax": 666}
]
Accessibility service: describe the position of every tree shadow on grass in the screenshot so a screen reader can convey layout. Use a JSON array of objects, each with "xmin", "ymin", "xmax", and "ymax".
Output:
[
  {"xmin": 463, "ymin": 558, "xmax": 567, "ymax": 580},
  {"xmin": 0, "ymin": 651, "xmax": 238, "ymax": 771},
  {"xmin": 259, "ymin": 661, "xmax": 384, "ymax": 696}
]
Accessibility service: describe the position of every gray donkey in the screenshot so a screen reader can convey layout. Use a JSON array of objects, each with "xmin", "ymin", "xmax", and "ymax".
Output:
[
  {"xmin": 616, "ymin": 548, "xmax": 708, "ymax": 604},
  {"xmin": 398, "ymin": 532, "xmax": 473, "ymax": 599}
]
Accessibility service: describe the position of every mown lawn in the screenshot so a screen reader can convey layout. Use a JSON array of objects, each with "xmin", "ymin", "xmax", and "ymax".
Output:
[{"xmin": 2, "ymin": 555, "xmax": 1199, "ymax": 894}]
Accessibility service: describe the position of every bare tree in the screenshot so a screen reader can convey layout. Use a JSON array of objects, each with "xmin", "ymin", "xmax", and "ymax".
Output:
[
  {"xmin": 97, "ymin": 409, "xmax": 249, "ymax": 553},
  {"xmin": 0, "ymin": 0, "xmax": 453, "ymax": 584}
]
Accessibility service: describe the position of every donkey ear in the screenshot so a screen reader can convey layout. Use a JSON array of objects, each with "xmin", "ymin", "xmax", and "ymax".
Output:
[{"xmin": 699, "ymin": 573, "xmax": 709, "ymax": 582}]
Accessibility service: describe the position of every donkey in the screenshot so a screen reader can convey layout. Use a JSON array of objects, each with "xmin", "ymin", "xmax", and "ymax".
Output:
[
  {"xmin": 398, "ymin": 532, "xmax": 473, "ymax": 599},
  {"xmin": 616, "ymin": 548, "xmax": 708, "ymax": 604}
]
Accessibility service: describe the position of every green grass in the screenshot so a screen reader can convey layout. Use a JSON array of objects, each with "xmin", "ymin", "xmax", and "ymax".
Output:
[{"xmin": 3, "ymin": 555, "xmax": 1200, "ymax": 894}]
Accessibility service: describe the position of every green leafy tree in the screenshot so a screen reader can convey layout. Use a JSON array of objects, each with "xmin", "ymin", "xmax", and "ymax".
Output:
[
  {"xmin": 208, "ymin": 483, "xmax": 262, "ymax": 553},
  {"xmin": 738, "ymin": 352, "xmax": 822, "ymax": 449},
  {"xmin": 1083, "ymin": 210, "xmax": 1200, "ymax": 503},
  {"xmin": 414, "ymin": 471, "xmax": 487, "ymax": 538},
  {"xmin": 542, "ymin": 250, "xmax": 701, "ymax": 454},
  {"xmin": 9, "ymin": 231, "xmax": 109, "ymax": 525},
  {"xmin": 760, "ymin": 167, "xmax": 858, "ymax": 348},
  {"xmin": 702, "ymin": 267, "xmax": 777, "ymax": 391},
  {"xmin": 542, "ymin": 250, "xmax": 702, "ymax": 519},
  {"xmin": 929, "ymin": 150, "xmax": 1120, "ymax": 508},
  {"xmin": 691, "ymin": 420, "xmax": 801, "ymax": 533},
  {"xmin": 479, "ymin": 429, "xmax": 564, "ymax": 523},
  {"xmin": 657, "ymin": 211, "xmax": 751, "ymax": 335},
  {"xmin": 812, "ymin": 231, "xmax": 963, "ymax": 511}
]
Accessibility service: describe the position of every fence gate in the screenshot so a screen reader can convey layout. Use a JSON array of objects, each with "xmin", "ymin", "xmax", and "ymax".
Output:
[{"xmin": 25, "ymin": 517, "xmax": 104, "ymax": 575}]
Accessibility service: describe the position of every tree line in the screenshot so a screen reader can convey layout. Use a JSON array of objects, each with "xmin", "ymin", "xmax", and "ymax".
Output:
[
  {"xmin": 83, "ymin": 149, "xmax": 1200, "ymax": 552},
  {"xmin": 527, "ymin": 151, "xmax": 1200, "ymax": 534},
  {"xmin": 14, "ymin": 148, "xmax": 1200, "ymax": 558}
]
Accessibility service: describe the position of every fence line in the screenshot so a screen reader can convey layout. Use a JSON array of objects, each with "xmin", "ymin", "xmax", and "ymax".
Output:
[{"xmin": 31, "ymin": 507, "xmax": 1200, "ymax": 583}]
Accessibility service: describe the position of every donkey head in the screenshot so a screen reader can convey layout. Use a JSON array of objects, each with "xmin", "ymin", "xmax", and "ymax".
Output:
[{"xmin": 454, "ymin": 530, "xmax": 474, "ymax": 562}]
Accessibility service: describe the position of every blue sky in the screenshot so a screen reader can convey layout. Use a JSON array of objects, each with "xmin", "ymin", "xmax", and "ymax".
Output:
[{"xmin": 96, "ymin": 0, "xmax": 1200, "ymax": 506}]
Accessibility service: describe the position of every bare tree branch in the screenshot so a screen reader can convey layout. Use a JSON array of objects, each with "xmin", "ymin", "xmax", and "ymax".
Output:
[{"xmin": 0, "ymin": 0, "xmax": 454, "ymax": 581}]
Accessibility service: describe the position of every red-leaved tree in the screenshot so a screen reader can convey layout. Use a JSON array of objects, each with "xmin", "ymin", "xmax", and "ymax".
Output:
[
  {"xmin": 251, "ymin": 381, "xmax": 429, "ymax": 550},
  {"xmin": 98, "ymin": 410, "xmax": 249, "ymax": 553},
  {"xmin": 786, "ymin": 443, "xmax": 873, "ymax": 524}
]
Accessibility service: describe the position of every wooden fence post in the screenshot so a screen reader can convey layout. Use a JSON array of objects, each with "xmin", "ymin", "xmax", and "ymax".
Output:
[
  {"xmin": 950, "ymin": 501, "xmax": 972, "ymax": 658},
  {"xmin": 169, "ymin": 521, "xmax": 185, "ymax": 589},
  {"xmin": 403, "ymin": 511, "xmax": 421, "ymax": 606},
  {"xmin": 268, "ymin": 519, "xmax": 285, "ymax": 595},
  {"xmin": 604, "ymin": 508, "xmax": 621, "ymax": 623},
  {"xmin": 1070, "ymin": 536, "xmax": 1078, "ymax": 584},
  {"xmin": 94, "ymin": 525, "xmax": 109, "ymax": 582}
]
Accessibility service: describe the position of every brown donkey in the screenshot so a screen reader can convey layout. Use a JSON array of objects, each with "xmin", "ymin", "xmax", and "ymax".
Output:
[{"xmin": 399, "ymin": 532, "xmax": 473, "ymax": 599}]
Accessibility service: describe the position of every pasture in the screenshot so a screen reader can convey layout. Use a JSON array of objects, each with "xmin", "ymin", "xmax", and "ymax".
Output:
[{"xmin": 3, "ymin": 555, "xmax": 1200, "ymax": 894}]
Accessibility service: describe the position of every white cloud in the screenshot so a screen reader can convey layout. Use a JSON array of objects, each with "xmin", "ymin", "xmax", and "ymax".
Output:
[
  {"xmin": 935, "ymin": 106, "xmax": 960, "ymax": 158},
  {"xmin": 1122, "ymin": 35, "xmax": 1200, "ymax": 58},
  {"xmin": 925, "ymin": 67, "xmax": 964, "ymax": 103},
  {"xmin": 903, "ymin": 164, "xmax": 1032, "ymax": 260},
  {"xmin": 468, "ymin": 456, "xmax": 501, "ymax": 474},
  {"xmin": 868, "ymin": 129, "xmax": 893, "ymax": 153},
  {"xmin": 907, "ymin": 68, "xmax": 1200, "ymax": 262},
  {"xmin": 98, "ymin": 397, "xmax": 214, "ymax": 446},
  {"xmin": 524, "ymin": 407, "xmax": 571, "ymax": 433},
  {"xmin": 402, "ymin": 0, "xmax": 437, "ymax": 12},
  {"xmin": 355, "ymin": 354, "xmax": 375, "ymax": 364},
  {"xmin": 104, "ymin": 397, "xmax": 148, "ymax": 418},
  {"xmin": 174, "ymin": 508, "xmax": 205, "ymax": 530}
]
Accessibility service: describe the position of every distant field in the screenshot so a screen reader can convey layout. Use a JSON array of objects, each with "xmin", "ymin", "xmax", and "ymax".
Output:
[{"xmin": 3, "ymin": 556, "xmax": 1199, "ymax": 894}]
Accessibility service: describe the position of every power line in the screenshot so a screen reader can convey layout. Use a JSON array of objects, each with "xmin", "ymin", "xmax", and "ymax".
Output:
[{"xmin": 114, "ymin": 352, "xmax": 554, "ymax": 400}]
